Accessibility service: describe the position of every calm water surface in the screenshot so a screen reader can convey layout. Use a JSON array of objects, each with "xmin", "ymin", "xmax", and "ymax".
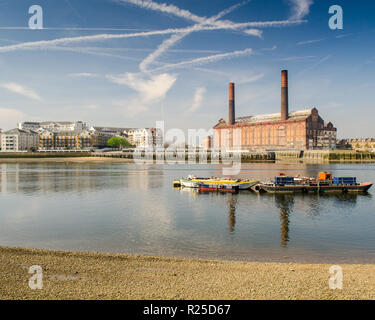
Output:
[{"xmin": 0, "ymin": 161, "xmax": 374, "ymax": 263}]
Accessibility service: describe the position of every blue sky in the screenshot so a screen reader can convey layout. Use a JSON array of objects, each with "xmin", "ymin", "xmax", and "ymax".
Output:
[{"xmin": 0, "ymin": 0, "xmax": 374, "ymax": 138}]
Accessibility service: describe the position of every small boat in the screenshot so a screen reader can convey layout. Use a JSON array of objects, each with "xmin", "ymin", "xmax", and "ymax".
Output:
[
  {"xmin": 179, "ymin": 176, "xmax": 211, "ymax": 188},
  {"xmin": 173, "ymin": 180, "xmax": 182, "ymax": 188},
  {"xmin": 179, "ymin": 178, "xmax": 198, "ymax": 188},
  {"xmin": 199, "ymin": 183, "xmax": 239, "ymax": 193},
  {"xmin": 178, "ymin": 175, "xmax": 259, "ymax": 190},
  {"xmin": 252, "ymin": 172, "xmax": 373, "ymax": 194}
]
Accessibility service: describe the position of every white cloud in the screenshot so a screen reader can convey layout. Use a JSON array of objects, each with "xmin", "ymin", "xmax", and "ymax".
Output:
[
  {"xmin": 261, "ymin": 45, "xmax": 277, "ymax": 51},
  {"xmin": 0, "ymin": 108, "xmax": 28, "ymax": 130},
  {"xmin": 234, "ymin": 73, "xmax": 265, "ymax": 85},
  {"xmin": 108, "ymin": 72, "xmax": 176, "ymax": 102},
  {"xmin": 139, "ymin": 1, "xmax": 260, "ymax": 73},
  {"xmin": 68, "ymin": 72, "xmax": 99, "ymax": 77},
  {"xmin": 108, "ymin": 72, "xmax": 177, "ymax": 116},
  {"xmin": 296, "ymin": 55, "xmax": 331, "ymax": 75},
  {"xmin": 151, "ymin": 48, "xmax": 253, "ymax": 72},
  {"xmin": 116, "ymin": 0, "xmax": 208, "ymax": 24},
  {"xmin": 0, "ymin": 19, "xmax": 301, "ymax": 54},
  {"xmin": 288, "ymin": 0, "xmax": 313, "ymax": 20},
  {"xmin": 274, "ymin": 55, "xmax": 315, "ymax": 61},
  {"xmin": 0, "ymin": 0, "xmax": 306, "ymax": 56},
  {"xmin": 113, "ymin": 99, "xmax": 149, "ymax": 118},
  {"xmin": 0, "ymin": 82, "xmax": 41, "ymax": 101},
  {"xmin": 297, "ymin": 38, "xmax": 324, "ymax": 46},
  {"xmin": 84, "ymin": 104, "xmax": 101, "ymax": 109},
  {"xmin": 193, "ymin": 67, "xmax": 264, "ymax": 85},
  {"xmin": 216, "ymin": 19, "xmax": 305, "ymax": 28},
  {"xmin": 243, "ymin": 29, "xmax": 263, "ymax": 38},
  {"xmin": 188, "ymin": 87, "xmax": 206, "ymax": 113},
  {"xmin": 117, "ymin": 0, "xmax": 304, "ymax": 29},
  {"xmin": 139, "ymin": 32, "xmax": 186, "ymax": 73},
  {"xmin": 0, "ymin": 27, "xmax": 217, "ymax": 53}
]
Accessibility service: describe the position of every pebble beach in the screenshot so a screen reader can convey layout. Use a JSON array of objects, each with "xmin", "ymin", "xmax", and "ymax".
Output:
[{"xmin": 1, "ymin": 246, "xmax": 375, "ymax": 300}]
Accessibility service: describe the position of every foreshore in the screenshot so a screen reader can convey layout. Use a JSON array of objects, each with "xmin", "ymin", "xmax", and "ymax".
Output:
[
  {"xmin": 0, "ymin": 157, "xmax": 133, "ymax": 163},
  {"xmin": 1, "ymin": 246, "xmax": 375, "ymax": 300}
]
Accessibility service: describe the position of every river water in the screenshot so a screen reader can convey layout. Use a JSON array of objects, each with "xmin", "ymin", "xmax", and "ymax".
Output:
[{"xmin": 0, "ymin": 161, "xmax": 374, "ymax": 263}]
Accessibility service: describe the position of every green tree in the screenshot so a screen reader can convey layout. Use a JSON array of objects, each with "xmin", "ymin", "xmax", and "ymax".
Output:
[{"xmin": 107, "ymin": 136, "xmax": 132, "ymax": 149}]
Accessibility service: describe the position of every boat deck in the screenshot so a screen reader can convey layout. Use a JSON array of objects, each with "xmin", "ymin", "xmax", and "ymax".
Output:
[{"xmin": 252, "ymin": 182, "xmax": 373, "ymax": 194}]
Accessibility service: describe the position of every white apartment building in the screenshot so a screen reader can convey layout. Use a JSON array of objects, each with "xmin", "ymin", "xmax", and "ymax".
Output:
[
  {"xmin": 1, "ymin": 128, "xmax": 39, "ymax": 152},
  {"xmin": 124, "ymin": 128, "xmax": 163, "ymax": 148},
  {"xmin": 18, "ymin": 121, "xmax": 87, "ymax": 132}
]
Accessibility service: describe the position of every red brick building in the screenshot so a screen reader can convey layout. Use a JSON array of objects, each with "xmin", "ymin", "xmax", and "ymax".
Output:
[{"xmin": 213, "ymin": 70, "xmax": 337, "ymax": 150}]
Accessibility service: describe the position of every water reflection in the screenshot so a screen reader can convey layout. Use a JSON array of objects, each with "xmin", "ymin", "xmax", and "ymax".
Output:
[
  {"xmin": 227, "ymin": 194, "xmax": 237, "ymax": 233},
  {"xmin": 176, "ymin": 185, "xmax": 369, "ymax": 248},
  {"xmin": 274, "ymin": 195, "xmax": 293, "ymax": 248},
  {"xmin": 0, "ymin": 162, "xmax": 163, "ymax": 194}
]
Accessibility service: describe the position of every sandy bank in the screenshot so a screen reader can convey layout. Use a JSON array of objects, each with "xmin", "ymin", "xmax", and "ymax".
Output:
[{"xmin": 1, "ymin": 246, "xmax": 375, "ymax": 300}]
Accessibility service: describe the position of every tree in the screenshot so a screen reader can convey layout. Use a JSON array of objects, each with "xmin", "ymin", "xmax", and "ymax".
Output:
[{"xmin": 107, "ymin": 136, "xmax": 132, "ymax": 149}]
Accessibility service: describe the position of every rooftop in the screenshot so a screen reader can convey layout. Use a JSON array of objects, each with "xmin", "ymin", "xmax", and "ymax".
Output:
[
  {"xmin": 237, "ymin": 109, "xmax": 312, "ymax": 123},
  {"xmin": 215, "ymin": 108, "xmax": 314, "ymax": 127},
  {"xmin": 3, "ymin": 128, "xmax": 38, "ymax": 134},
  {"xmin": 41, "ymin": 121, "xmax": 83, "ymax": 125}
]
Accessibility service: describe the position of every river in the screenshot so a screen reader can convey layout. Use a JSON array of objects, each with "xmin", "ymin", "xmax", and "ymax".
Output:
[{"xmin": 0, "ymin": 161, "xmax": 374, "ymax": 263}]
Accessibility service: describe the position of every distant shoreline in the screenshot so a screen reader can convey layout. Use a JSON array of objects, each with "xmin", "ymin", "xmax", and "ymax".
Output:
[
  {"xmin": 1, "ymin": 246, "xmax": 375, "ymax": 300},
  {"xmin": 0, "ymin": 156, "xmax": 134, "ymax": 163},
  {"xmin": 0, "ymin": 157, "xmax": 374, "ymax": 164},
  {"xmin": 0, "ymin": 150, "xmax": 374, "ymax": 164}
]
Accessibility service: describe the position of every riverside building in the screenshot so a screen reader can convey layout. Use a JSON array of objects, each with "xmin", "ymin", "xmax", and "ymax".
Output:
[
  {"xmin": 38, "ymin": 130, "xmax": 94, "ymax": 151},
  {"xmin": 213, "ymin": 70, "xmax": 337, "ymax": 151},
  {"xmin": 0, "ymin": 128, "xmax": 39, "ymax": 152}
]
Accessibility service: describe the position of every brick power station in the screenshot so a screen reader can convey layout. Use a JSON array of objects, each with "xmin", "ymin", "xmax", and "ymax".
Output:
[{"xmin": 213, "ymin": 70, "xmax": 337, "ymax": 150}]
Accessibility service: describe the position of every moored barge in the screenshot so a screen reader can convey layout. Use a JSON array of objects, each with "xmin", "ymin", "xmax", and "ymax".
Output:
[{"xmin": 252, "ymin": 172, "xmax": 373, "ymax": 194}]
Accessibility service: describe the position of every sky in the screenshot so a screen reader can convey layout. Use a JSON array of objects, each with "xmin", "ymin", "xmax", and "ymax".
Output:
[{"xmin": 0, "ymin": 0, "xmax": 374, "ymax": 138}]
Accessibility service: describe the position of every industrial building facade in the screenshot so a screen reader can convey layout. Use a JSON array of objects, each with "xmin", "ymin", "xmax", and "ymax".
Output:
[{"xmin": 213, "ymin": 70, "xmax": 337, "ymax": 150}]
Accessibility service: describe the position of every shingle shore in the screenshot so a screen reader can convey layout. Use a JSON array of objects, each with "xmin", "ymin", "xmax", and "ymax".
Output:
[{"xmin": 1, "ymin": 246, "xmax": 375, "ymax": 300}]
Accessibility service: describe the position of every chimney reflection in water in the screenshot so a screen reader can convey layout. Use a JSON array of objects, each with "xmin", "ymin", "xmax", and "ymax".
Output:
[
  {"xmin": 227, "ymin": 194, "xmax": 237, "ymax": 233},
  {"xmin": 275, "ymin": 195, "xmax": 293, "ymax": 248}
]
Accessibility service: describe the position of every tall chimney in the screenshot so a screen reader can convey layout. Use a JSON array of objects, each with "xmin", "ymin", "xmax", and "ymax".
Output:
[
  {"xmin": 281, "ymin": 70, "xmax": 289, "ymax": 121},
  {"xmin": 228, "ymin": 83, "xmax": 235, "ymax": 125}
]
